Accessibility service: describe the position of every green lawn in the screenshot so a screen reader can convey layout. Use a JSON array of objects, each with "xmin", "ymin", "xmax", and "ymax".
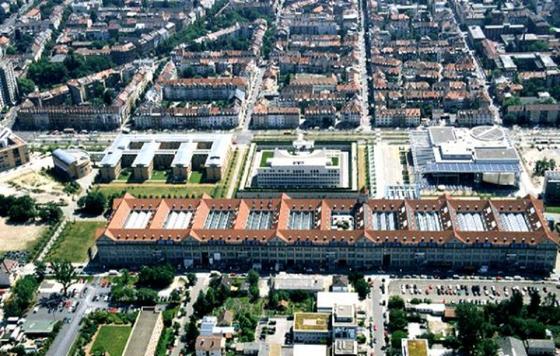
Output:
[
  {"xmin": 91, "ymin": 325, "xmax": 132, "ymax": 356},
  {"xmin": 188, "ymin": 171, "xmax": 203, "ymax": 184},
  {"xmin": 213, "ymin": 296, "xmax": 264, "ymax": 318},
  {"xmin": 151, "ymin": 170, "xmax": 169, "ymax": 181},
  {"xmin": 545, "ymin": 206, "xmax": 560, "ymax": 214},
  {"xmin": 331, "ymin": 156, "xmax": 339, "ymax": 166},
  {"xmin": 260, "ymin": 151, "xmax": 273, "ymax": 167},
  {"xmin": 46, "ymin": 221, "xmax": 105, "ymax": 262},
  {"xmin": 117, "ymin": 169, "xmax": 132, "ymax": 182},
  {"xmin": 95, "ymin": 183, "xmax": 216, "ymax": 198}
]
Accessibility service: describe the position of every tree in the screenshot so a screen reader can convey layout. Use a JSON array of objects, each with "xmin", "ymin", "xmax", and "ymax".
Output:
[
  {"xmin": 3, "ymin": 276, "xmax": 39, "ymax": 317},
  {"xmin": 354, "ymin": 279, "xmax": 371, "ymax": 300},
  {"xmin": 51, "ymin": 259, "xmax": 77, "ymax": 296},
  {"xmin": 38, "ymin": 203, "xmax": 63, "ymax": 224},
  {"xmin": 7, "ymin": 196, "xmax": 37, "ymax": 223},
  {"xmin": 193, "ymin": 293, "xmax": 210, "ymax": 318},
  {"xmin": 388, "ymin": 309, "xmax": 408, "ymax": 332},
  {"xmin": 28, "ymin": 59, "xmax": 68, "ymax": 89},
  {"xmin": 388, "ymin": 295, "xmax": 405, "ymax": 310},
  {"xmin": 391, "ymin": 330, "xmax": 408, "ymax": 349},
  {"xmin": 17, "ymin": 78, "xmax": 36, "ymax": 97},
  {"xmin": 456, "ymin": 303, "xmax": 485, "ymax": 354},
  {"xmin": 0, "ymin": 194, "xmax": 16, "ymax": 216},
  {"xmin": 186, "ymin": 272, "xmax": 197, "ymax": 287},
  {"xmin": 247, "ymin": 269, "xmax": 259, "ymax": 286},
  {"xmin": 184, "ymin": 317, "xmax": 199, "ymax": 352},
  {"xmin": 475, "ymin": 338, "xmax": 498, "ymax": 356},
  {"xmin": 136, "ymin": 288, "xmax": 158, "ymax": 305},
  {"xmin": 138, "ymin": 264, "xmax": 175, "ymax": 289},
  {"xmin": 34, "ymin": 260, "xmax": 47, "ymax": 281},
  {"xmin": 78, "ymin": 190, "xmax": 107, "ymax": 215},
  {"xmin": 528, "ymin": 291, "xmax": 541, "ymax": 315}
]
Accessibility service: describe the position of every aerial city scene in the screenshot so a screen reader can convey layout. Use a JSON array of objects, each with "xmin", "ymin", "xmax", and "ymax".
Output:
[{"xmin": 0, "ymin": 0, "xmax": 559, "ymax": 354}]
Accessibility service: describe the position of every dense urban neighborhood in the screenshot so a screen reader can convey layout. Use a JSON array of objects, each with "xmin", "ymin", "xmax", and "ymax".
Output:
[{"xmin": 0, "ymin": 0, "xmax": 558, "ymax": 355}]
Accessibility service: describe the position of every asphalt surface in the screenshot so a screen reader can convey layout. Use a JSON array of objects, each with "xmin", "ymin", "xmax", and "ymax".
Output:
[
  {"xmin": 46, "ymin": 277, "xmax": 110, "ymax": 356},
  {"xmin": 368, "ymin": 276, "xmax": 388, "ymax": 355},
  {"xmin": 171, "ymin": 273, "xmax": 210, "ymax": 356},
  {"xmin": 389, "ymin": 278, "xmax": 560, "ymax": 305}
]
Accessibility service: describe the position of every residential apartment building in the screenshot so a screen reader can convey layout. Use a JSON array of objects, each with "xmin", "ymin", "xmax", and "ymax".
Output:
[
  {"xmin": 195, "ymin": 335, "xmax": 225, "ymax": 356},
  {"xmin": 251, "ymin": 102, "xmax": 300, "ymax": 129},
  {"xmin": 161, "ymin": 77, "xmax": 247, "ymax": 101},
  {"xmin": 0, "ymin": 127, "xmax": 29, "ymax": 172},
  {"xmin": 94, "ymin": 194, "xmax": 559, "ymax": 273},
  {"xmin": 135, "ymin": 106, "xmax": 240, "ymax": 130},
  {"xmin": 0, "ymin": 60, "xmax": 18, "ymax": 109},
  {"xmin": 17, "ymin": 106, "xmax": 123, "ymax": 131},
  {"xmin": 456, "ymin": 109, "xmax": 494, "ymax": 126},
  {"xmin": 375, "ymin": 108, "xmax": 421, "ymax": 127}
]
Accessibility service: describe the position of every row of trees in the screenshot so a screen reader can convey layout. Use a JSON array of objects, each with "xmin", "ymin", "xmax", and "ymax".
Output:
[
  {"xmin": 534, "ymin": 158, "xmax": 556, "ymax": 177},
  {"xmin": 3, "ymin": 259, "xmax": 76, "ymax": 317},
  {"xmin": 111, "ymin": 265, "xmax": 176, "ymax": 305},
  {"xmin": 0, "ymin": 195, "xmax": 63, "ymax": 224}
]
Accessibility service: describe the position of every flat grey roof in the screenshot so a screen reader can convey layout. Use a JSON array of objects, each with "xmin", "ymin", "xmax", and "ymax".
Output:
[
  {"xmin": 171, "ymin": 142, "xmax": 197, "ymax": 167},
  {"xmin": 123, "ymin": 309, "xmax": 161, "ymax": 356},
  {"xmin": 428, "ymin": 127, "xmax": 455, "ymax": 145},
  {"xmin": 100, "ymin": 133, "xmax": 232, "ymax": 169},
  {"xmin": 474, "ymin": 147, "xmax": 518, "ymax": 161},
  {"xmin": 132, "ymin": 141, "xmax": 160, "ymax": 167}
]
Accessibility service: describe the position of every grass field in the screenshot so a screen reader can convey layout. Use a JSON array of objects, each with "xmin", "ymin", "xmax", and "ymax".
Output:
[
  {"xmin": 260, "ymin": 151, "xmax": 273, "ymax": 167},
  {"xmin": 151, "ymin": 170, "xmax": 169, "ymax": 181},
  {"xmin": 188, "ymin": 171, "xmax": 204, "ymax": 184},
  {"xmin": 95, "ymin": 183, "xmax": 216, "ymax": 198},
  {"xmin": 545, "ymin": 206, "xmax": 560, "ymax": 214},
  {"xmin": 213, "ymin": 296, "xmax": 264, "ymax": 318},
  {"xmin": 46, "ymin": 221, "xmax": 105, "ymax": 262},
  {"xmin": 91, "ymin": 325, "xmax": 132, "ymax": 356}
]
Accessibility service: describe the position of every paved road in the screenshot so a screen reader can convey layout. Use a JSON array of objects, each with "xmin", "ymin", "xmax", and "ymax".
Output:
[
  {"xmin": 368, "ymin": 276, "xmax": 388, "ymax": 355},
  {"xmin": 171, "ymin": 273, "xmax": 210, "ymax": 356},
  {"xmin": 47, "ymin": 278, "xmax": 102, "ymax": 356}
]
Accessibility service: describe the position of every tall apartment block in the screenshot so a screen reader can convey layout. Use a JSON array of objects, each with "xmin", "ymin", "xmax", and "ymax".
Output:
[{"xmin": 0, "ymin": 61, "xmax": 18, "ymax": 109}]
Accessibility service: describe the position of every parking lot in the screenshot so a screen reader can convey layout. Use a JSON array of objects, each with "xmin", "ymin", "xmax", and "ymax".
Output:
[
  {"xmin": 389, "ymin": 278, "xmax": 560, "ymax": 305},
  {"xmin": 256, "ymin": 317, "xmax": 292, "ymax": 346}
]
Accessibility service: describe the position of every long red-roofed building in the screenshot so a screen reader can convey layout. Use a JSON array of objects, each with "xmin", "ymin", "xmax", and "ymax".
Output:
[{"xmin": 94, "ymin": 193, "xmax": 559, "ymax": 272}]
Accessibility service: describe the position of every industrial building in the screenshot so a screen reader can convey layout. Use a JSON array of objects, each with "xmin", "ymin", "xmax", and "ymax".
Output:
[
  {"xmin": 94, "ymin": 194, "xmax": 558, "ymax": 273},
  {"xmin": 98, "ymin": 133, "xmax": 231, "ymax": 182},
  {"xmin": 410, "ymin": 126, "xmax": 521, "ymax": 187}
]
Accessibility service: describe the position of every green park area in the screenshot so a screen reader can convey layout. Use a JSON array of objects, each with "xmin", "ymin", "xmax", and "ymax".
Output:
[
  {"xmin": 46, "ymin": 221, "xmax": 105, "ymax": 262},
  {"xmin": 91, "ymin": 325, "xmax": 132, "ymax": 356}
]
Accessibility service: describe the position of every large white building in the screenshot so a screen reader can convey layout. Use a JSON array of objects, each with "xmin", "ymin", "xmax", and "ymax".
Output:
[{"xmin": 255, "ymin": 147, "xmax": 348, "ymax": 189}]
